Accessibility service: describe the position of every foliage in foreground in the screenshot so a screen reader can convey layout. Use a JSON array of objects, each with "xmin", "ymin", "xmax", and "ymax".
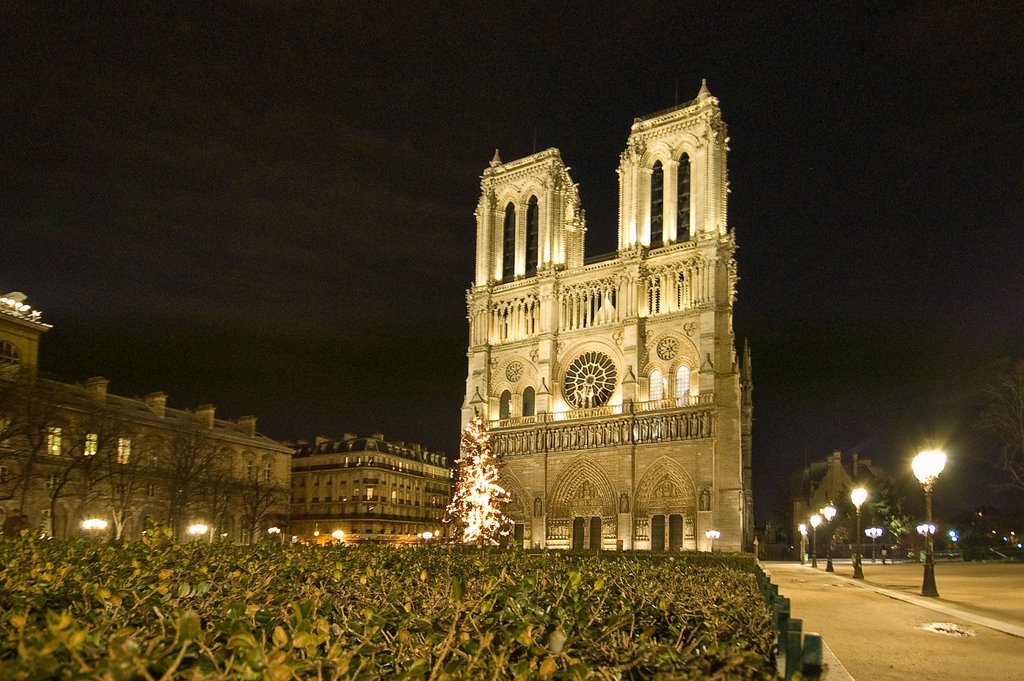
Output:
[{"xmin": 0, "ymin": 537, "xmax": 775, "ymax": 680}]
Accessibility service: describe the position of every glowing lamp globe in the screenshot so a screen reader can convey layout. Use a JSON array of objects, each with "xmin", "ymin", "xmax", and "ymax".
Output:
[
  {"xmin": 187, "ymin": 523, "xmax": 208, "ymax": 536},
  {"xmin": 810, "ymin": 514, "xmax": 822, "ymax": 529},
  {"xmin": 822, "ymin": 504, "xmax": 836, "ymax": 522},
  {"xmin": 851, "ymin": 487, "xmax": 868, "ymax": 510},
  {"xmin": 331, "ymin": 530, "xmax": 345, "ymax": 541},
  {"xmin": 798, "ymin": 523, "xmax": 808, "ymax": 536},
  {"xmin": 913, "ymin": 450, "xmax": 947, "ymax": 485}
]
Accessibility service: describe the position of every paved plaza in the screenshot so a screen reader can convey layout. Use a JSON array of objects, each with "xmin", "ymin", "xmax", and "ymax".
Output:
[{"xmin": 764, "ymin": 560, "xmax": 1024, "ymax": 680}]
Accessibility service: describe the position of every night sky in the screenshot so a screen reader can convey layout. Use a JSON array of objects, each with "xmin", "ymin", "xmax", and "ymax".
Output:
[{"xmin": 3, "ymin": 2, "xmax": 1022, "ymax": 522}]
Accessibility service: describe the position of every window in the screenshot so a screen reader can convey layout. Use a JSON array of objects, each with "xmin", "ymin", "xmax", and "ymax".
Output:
[
  {"xmin": 525, "ymin": 196, "xmax": 539, "ymax": 276},
  {"xmin": 502, "ymin": 203, "xmax": 516, "ymax": 281},
  {"xmin": 0, "ymin": 341, "xmax": 19, "ymax": 366},
  {"xmin": 246, "ymin": 461, "xmax": 255, "ymax": 480},
  {"xmin": 0, "ymin": 465, "xmax": 8, "ymax": 484},
  {"xmin": 147, "ymin": 483, "xmax": 156, "ymax": 497},
  {"xmin": 46, "ymin": 473, "xmax": 59, "ymax": 488},
  {"xmin": 117, "ymin": 438, "xmax": 131, "ymax": 465},
  {"xmin": 522, "ymin": 386, "xmax": 535, "ymax": 417},
  {"xmin": 84, "ymin": 433, "xmax": 98, "ymax": 457},
  {"xmin": 391, "ymin": 489, "xmax": 398, "ymax": 503},
  {"xmin": 499, "ymin": 390, "xmax": 511, "ymax": 420},
  {"xmin": 675, "ymin": 366, "xmax": 692, "ymax": 398},
  {"xmin": 677, "ymin": 154, "xmax": 690, "ymax": 241},
  {"xmin": 47, "ymin": 427, "xmax": 62, "ymax": 456},
  {"xmin": 650, "ymin": 161, "xmax": 664, "ymax": 248},
  {"xmin": 367, "ymin": 487, "xmax": 375, "ymax": 500},
  {"xmin": 650, "ymin": 370, "xmax": 664, "ymax": 401}
]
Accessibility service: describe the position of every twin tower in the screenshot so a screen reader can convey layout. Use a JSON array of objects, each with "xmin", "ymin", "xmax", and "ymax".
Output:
[{"xmin": 462, "ymin": 82, "xmax": 753, "ymax": 551}]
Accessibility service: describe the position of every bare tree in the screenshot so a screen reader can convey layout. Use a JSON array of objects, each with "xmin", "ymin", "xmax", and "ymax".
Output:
[
  {"xmin": 978, "ymin": 361, "xmax": 1024, "ymax": 495},
  {"xmin": 162, "ymin": 426, "xmax": 221, "ymax": 541},
  {"xmin": 237, "ymin": 475, "xmax": 286, "ymax": 544},
  {"xmin": 0, "ymin": 370, "xmax": 62, "ymax": 517}
]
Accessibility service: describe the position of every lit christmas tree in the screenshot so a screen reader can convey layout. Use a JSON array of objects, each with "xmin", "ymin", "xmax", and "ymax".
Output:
[{"xmin": 445, "ymin": 414, "xmax": 511, "ymax": 546}]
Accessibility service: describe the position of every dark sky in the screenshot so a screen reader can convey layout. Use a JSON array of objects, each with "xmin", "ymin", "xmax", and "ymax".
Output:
[{"xmin": 3, "ymin": 2, "xmax": 1022, "ymax": 522}]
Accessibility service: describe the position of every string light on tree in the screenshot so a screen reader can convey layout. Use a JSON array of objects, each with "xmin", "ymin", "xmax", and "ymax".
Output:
[{"xmin": 445, "ymin": 414, "xmax": 511, "ymax": 546}]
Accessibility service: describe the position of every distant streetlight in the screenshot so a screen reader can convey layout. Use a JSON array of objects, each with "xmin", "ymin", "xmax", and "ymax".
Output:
[
  {"xmin": 913, "ymin": 449, "xmax": 946, "ymax": 597},
  {"xmin": 850, "ymin": 488, "xmax": 868, "ymax": 579},
  {"xmin": 865, "ymin": 527, "xmax": 884, "ymax": 562},
  {"xmin": 331, "ymin": 530, "xmax": 345, "ymax": 543},
  {"xmin": 798, "ymin": 523, "xmax": 808, "ymax": 565},
  {"xmin": 822, "ymin": 504, "xmax": 837, "ymax": 572},
  {"xmin": 81, "ymin": 518, "xmax": 108, "ymax": 532},
  {"xmin": 809, "ymin": 514, "xmax": 822, "ymax": 568},
  {"xmin": 705, "ymin": 529, "xmax": 721, "ymax": 552}
]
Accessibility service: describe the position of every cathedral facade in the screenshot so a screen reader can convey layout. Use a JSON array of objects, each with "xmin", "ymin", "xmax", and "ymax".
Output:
[{"xmin": 462, "ymin": 82, "xmax": 753, "ymax": 551}]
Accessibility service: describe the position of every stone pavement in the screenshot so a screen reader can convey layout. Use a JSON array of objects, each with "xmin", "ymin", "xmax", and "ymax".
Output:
[{"xmin": 762, "ymin": 560, "xmax": 1024, "ymax": 681}]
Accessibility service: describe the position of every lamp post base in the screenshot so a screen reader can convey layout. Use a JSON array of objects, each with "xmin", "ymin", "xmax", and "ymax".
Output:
[
  {"xmin": 811, "ymin": 555, "xmax": 817, "ymax": 568},
  {"xmin": 852, "ymin": 553, "xmax": 864, "ymax": 579},
  {"xmin": 921, "ymin": 561, "xmax": 939, "ymax": 597},
  {"xmin": 825, "ymin": 555, "xmax": 834, "ymax": 572}
]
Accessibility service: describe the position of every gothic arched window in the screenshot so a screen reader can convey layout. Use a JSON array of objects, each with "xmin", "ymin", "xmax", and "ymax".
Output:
[
  {"xmin": 499, "ymin": 390, "xmax": 512, "ymax": 420},
  {"xmin": 502, "ymin": 203, "xmax": 516, "ymax": 282},
  {"xmin": 650, "ymin": 369, "xmax": 664, "ymax": 401},
  {"xmin": 525, "ymin": 196, "xmax": 539, "ymax": 276},
  {"xmin": 650, "ymin": 161, "xmax": 664, "ymax": 248},
  {"xmin": 675, "ymin": 366, "xmax": 691, "ymax": 398},
  {"xmin": 677, "ymin": 154, "xmax": 691, "ymax": 241},
  {"xmin": 522, "ymin": 386, "xmax": 536, "ymax": 417}
]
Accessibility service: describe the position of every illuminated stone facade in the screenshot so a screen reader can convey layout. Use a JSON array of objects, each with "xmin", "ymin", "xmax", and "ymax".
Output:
[
  {"xmin": 462, "ymin": 83, "xmax": 753, "ymax": 551},
  {"xmin": 289, "ymin": 434, "xmax": 451, "ymax": 544},
  {"xmin": 0, "ymin": 294, "xmax": 292, "ymax": 542}
]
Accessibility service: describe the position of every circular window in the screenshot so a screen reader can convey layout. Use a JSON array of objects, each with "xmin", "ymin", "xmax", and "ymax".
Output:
[
  {"xmin": 563, "ymin": 351, "xmax": 617, "ymax": 409},
  {"xmin": 505, "ymin": 361, "xmax": 524, "ymax": 383},
  {"xmin": 656, "ymin": 337, "xmax": 678, "ymax": 361}
]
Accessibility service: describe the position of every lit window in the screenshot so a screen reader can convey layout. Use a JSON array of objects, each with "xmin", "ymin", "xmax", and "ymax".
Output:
[
  {"xmin": 675, "ymin": 366, "xmax": 691, "ymax": 398},
  {"xmin": 391, "ymin": 489, "xmax": 398, "ymax": 503},
  {"xmin": 117, "ymin": 438, "xmax": 131, "ymax": 464},
  {"xmin": 47, "ymin": 427, "xmax": 62, "ymax": 456},
  {"xmin": 367, "ymin": 487, "xmax": 375, "ymax": 500},
  {"xmin": 84, "ymin": 433, "xmax": 98, "ymax": 456},
  {"xmin": 650, "ymin": 370, "xmax": 664, "ymax": 401}
]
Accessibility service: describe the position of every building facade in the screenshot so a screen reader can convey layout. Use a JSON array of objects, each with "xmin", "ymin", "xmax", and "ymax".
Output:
[
  {"xmin": 289, "ymin": 434, "xmax": 451, "ymax": 544},
  {"xmin": 462, "ymin": 82, "xmax": 753, "ymax": 551},
  {"xmin": 0, "ymin": 293, "xmax": 292, "ymax": 542}
]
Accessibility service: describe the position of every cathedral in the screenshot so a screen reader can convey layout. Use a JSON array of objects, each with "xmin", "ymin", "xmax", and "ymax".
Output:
[{"xmin": 461, "ymin": 82, "xmax": 753, "ymax": 552}]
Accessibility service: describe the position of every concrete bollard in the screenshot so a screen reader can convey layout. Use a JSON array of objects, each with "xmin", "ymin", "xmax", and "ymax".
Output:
[{"xmin": 801, "ymin": 632, "xmax": 825, "ymax": 680}]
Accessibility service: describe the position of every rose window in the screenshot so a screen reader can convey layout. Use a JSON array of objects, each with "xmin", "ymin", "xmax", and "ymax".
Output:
[
  {"xmin": 563, "ymin": 351, "xmax": 617, "ymax": 409},
  {"xmin": 656, "ymin": 337, "xmax": 678, "ymax": 361},
  {"xmin": 505, "ymin": 361, "xmax": 524, "ymax": 383}
]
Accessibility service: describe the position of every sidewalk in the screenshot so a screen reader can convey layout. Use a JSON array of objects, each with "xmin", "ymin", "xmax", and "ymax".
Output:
[{"xmin": 763, "ymin": 561, "xmax": 1024, "ymax": 681}]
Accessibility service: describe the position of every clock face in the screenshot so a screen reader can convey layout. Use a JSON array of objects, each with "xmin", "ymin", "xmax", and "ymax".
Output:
[{"xmin": 563, "ymin": 351, "xmax": 617, "ymax": 409}]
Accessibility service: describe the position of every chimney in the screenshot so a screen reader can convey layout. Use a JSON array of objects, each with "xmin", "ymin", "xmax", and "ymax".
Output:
[
  {"xmin": 196, "ymin": 404, "xmax": 215, "ymax": 429},
  {"xmin": 371, "ymin": 432, "xmax": 385, "ymax": 441},
  {"xmin": 84, "ymin": 376, "xmax": 109, "ymax": 401},
  {"xmin": 315, "ymin": 435, "xmax": 332, "ymax": 445},
  {"xmin": 238, "ymin": 415, "xmax": 257, "ymax": 437},
  {"xmin": 144, "ymin": 392, "xmax": 167, "ymax": 418},
  {"xmin": 343, "ymin": 432, "xmax": 358, "ymax": 441}
]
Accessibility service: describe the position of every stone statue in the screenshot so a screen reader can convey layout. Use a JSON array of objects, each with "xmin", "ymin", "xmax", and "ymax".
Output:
[
  {"xmin": 619, "ymin": 492, "xmax": 630, "ymax": 513},
  {"xmin": 533, "ymin": 496, "xmax": 543, "ymax": 517},
  {"xmin": 699, "ymin": 488, "xmax": 711, "ymax": 512}
]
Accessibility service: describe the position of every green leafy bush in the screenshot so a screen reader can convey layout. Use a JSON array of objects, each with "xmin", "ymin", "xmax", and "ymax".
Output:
[{"xmin": 0, "ymin": 538, "xmax": 775, "ymax": 679}]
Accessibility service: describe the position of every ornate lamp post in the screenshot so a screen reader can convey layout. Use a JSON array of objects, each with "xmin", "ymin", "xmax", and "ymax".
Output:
[
  {"xmin": 798, "ymin": 523, "xmax": 808, "ymax": 564},
  {"xmin": 913, "ymin": 449, "xmax": 946, "ymax": 597},
  {"xmin": 809, "ymin": 514, "xmax": 822, "ymax": 568},
  {"xmin": 705, "ymin": 529, "xmax": 721, "ymax": 552},
  {"xmin": 865, "ymin": 527, "xmax": 884, "ymax": 562},
  {"xmin": 850, "ymin": 487, "xmax": 868, "ymax": 579},
  {"xmin": 822, "ymin": 504, "xmax": 837, "ymax": 572}
]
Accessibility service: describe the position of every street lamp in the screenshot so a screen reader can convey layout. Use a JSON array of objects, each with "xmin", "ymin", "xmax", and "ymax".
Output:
[
  {"xmin": 865, "ymin": 527, "xmax": 883, "ymax": 562},
  {"xmin": 850, "ymin": 487, "xmax": 868, "ymax": 579},
  {"xmin": 331, "ymin": 529, "xmax": 345, "ymax": 543},
  {"xmin": 822, "ymin": 504, "xmax": 837, "ymax": 572},
  {"xmin": 798, "ymin": 523, "xmax": 808, "ymax": 565},
  {"xmin": 705, "ymin": 529, "xmax": 721, "ymax": 552},
  {"xmin": 913, "ymin": 449, "xmax": 946, "ymax": 597},
  {"xmin": 81, "ymin": 518, "xmax": 108, "ymax": 534},
  {"xmin": 809, "ymin": 514, "xmax": 822, "ymax": 568},
  {"xmin": 187, "ymin": 523, "xmax": 208, "ymax": 540}
]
